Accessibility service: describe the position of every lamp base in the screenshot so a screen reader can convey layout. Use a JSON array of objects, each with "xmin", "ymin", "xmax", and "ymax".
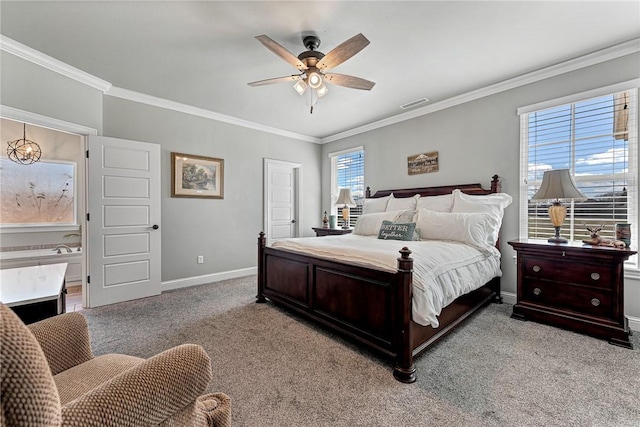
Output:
[
  {"xmin": 547, "ymin": 236, "xmax": 568, "ymax": 244},
  {"xmin": 548, "ymin": 226, "xmax": 567, "ymax": 243}
]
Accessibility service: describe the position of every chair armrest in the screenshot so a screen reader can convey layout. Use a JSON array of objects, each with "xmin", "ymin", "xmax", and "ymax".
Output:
[
  {"xmin": 61, "ymin": 344, "xmax": 213, "ymax": 426},
  {"xmin": 28, "ymin": 312, "xmax": 94, "ymax": 375}
]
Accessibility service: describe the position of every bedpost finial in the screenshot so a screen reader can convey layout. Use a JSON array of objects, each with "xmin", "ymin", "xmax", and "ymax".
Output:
[
  {"xmin": 399, "ymin": 247, "xmax": 412, "ymax": 259},
  {"xmin": 491, "ymin": 175, "xmax": 501, "ymax": 193}
]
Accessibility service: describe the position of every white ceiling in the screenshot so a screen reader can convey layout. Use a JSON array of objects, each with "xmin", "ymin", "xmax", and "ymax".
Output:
[{"xmin": 1, "ymin": 1, "xmax": 639, "ymax": 141}]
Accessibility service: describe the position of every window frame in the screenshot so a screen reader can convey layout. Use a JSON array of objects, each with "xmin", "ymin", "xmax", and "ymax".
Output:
[
  {"xmin": 329, "ymin": 146, "xmax": 364, "ymax": 227},
  {"xmin": 518, "ymin": 80, "xmax": 639, "ymax": 272}
]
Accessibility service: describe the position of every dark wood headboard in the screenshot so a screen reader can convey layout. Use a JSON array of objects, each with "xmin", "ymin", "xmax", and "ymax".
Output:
[{"xmin": 366, "ymin": 174, "xmax": 500, "ymax": 198}]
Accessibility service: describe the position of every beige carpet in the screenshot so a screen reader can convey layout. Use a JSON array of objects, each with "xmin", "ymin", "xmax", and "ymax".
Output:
[{"xmin": 83, "ymin": 275, "xmax": 640, "ymax": 427}]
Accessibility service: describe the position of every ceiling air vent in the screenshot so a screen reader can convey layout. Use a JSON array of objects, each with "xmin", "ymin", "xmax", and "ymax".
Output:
[{"xmin": 400, "ymin": 98, "xmax": 429, "ymax": 110}]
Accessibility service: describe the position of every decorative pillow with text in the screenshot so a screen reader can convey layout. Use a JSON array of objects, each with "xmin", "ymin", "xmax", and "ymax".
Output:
[{"xmin": 377, "ymin": 220, "xmax": 419, "ymax": 241}]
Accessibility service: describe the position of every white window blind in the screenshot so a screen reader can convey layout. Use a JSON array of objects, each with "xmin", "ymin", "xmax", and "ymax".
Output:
[
  {"xmin": 519, "ymin": 86, "xmax": 638, "ymax": 268},
  {"xmin": 329, "ymin": 147, "xmax": 364, "ymax": 227}
]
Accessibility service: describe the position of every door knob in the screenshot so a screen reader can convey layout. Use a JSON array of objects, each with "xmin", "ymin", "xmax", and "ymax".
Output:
[
  {"xmin": 291, "ymin": 220, "xmax": 296, "ymax": 224},
  {"xmin": 148, "ymin": 224, "xmax": 159, "ymax": 230}
]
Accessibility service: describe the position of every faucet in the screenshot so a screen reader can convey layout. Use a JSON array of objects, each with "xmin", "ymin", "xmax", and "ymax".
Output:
[{"xmin": 53, "ymin": 244, "xmax": 72, "ymax": 254}]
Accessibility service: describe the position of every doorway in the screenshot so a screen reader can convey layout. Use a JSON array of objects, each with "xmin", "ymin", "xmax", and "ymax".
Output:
[
  {"xmin": 263, "ymin": 158, "xmax": 302, "ymax": 246},
  {"xmin": 0, "ymin": 106, "xmax": 96, "ymax": 309}
]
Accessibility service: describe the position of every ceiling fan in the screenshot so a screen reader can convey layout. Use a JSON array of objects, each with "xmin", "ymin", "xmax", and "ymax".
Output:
[{"xmin": 248, "ymin": 33, "xmax": 375, "ymax": 113}]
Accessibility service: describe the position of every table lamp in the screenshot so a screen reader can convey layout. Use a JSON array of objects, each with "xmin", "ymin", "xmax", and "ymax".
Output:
[
  {"xmin": 335, "ymin": 188, "xmax": 356, "ymax": 229},
  {"xmin": 531, "ymin": 169, "xmax": 586, "ymax": 243}
]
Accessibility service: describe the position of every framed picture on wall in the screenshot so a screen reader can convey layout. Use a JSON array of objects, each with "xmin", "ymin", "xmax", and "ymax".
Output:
[{"xmin": 171, "ymin": 152, "xmax": 224, "ymax": 199}]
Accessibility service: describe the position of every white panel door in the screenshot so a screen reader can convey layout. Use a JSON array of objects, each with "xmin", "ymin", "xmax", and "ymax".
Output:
[
  {"xmin": 264, "ymin": 159, "xmax": 301, "ymax": 245},
  {"xmin": 87, "ymin": 136, "xmax": 161, "ymax": 307}
]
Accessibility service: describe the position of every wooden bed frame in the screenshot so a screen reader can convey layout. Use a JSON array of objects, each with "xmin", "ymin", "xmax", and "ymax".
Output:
[{"xmin": 257, "ymin": 175, "xmax": 502, "ymax": 383}]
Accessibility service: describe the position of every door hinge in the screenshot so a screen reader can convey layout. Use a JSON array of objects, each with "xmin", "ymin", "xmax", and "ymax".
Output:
[
  {"xmin": 86, "ymin": 213, "xmax": 90, "ymax": 221},
  {"xmin": 87, "ymin": 275, "xmax": 90, "ymax": 284},
  {"xmin": 86, "ymin": 150, "xmax": 89, "ymax": 158}
]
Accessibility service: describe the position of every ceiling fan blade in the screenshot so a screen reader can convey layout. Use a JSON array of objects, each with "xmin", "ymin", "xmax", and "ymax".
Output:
[
  {"xmin": 248, "ymin": 75, "xmax": 302, "ymax": 87},
  {"xmin": 316, "ymin": 33, "xmax": 370, "ymax": 71},
  {"xmin": 255, "ymin": 35, "xmax": 307, "ymax": 71},
  {"xmin": 324, "ymin": 73, "xmax": 375, "ymax": 90}
]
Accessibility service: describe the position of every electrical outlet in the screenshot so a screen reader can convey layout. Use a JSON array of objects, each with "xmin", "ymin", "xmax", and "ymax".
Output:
[{"xmin": 197, "ymin": 255, "xmax": 204, "ymax": 264}]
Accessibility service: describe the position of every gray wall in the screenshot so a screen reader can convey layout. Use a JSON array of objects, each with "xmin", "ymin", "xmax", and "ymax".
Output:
[
  {"xmin": 0, "ymin": 52, "xmax": 103, "ymax": 133},
  {"xmin": 321, "ymin": 52, "xmax": 640, "ymax": 320},
  {"xmin": 1, "ymin": 53, "xmax": 321, "ymax": 285},
  {"xmin": 102, "ymin": 97, "xmax": 321, "ymax": 282},
  {"xmin": 2, "ymin": 47, "xmax": 638, "ymax": 321}
]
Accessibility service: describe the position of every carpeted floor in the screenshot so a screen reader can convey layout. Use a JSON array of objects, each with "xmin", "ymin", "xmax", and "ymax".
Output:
[{"xmin": 82, "ymin": 275, "xmax": 640, "ymax": 427}]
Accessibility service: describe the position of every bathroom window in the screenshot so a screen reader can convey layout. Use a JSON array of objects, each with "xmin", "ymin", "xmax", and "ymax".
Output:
[{"xmin": 0, "ymin": 158, "xmax": 77, "ymax": 227}]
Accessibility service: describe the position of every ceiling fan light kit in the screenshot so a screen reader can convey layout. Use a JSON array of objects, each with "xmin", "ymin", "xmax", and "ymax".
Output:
[{"xmin": 248, "ymin": 33, "xmax": 375, "ymax": 114}]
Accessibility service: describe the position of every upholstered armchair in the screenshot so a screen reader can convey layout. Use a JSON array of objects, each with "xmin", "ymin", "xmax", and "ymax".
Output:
[{"xmin": 0, "ymin": 304, "xmax": 231, "ymax": 426}]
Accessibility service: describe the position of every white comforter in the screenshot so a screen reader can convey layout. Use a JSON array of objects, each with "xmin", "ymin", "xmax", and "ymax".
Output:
[{"xmin": 271, "ymin": 235, "xmax": 502, "ymax": 327}]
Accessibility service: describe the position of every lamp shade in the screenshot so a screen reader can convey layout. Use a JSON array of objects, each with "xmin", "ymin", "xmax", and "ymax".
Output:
[
  {"xmin": 531, "ymin": 169, "xmax": 586, "ymax": 202},
  {"xmin": 335, "ymin": 188, "xmax": 356, "ymax": 206}
]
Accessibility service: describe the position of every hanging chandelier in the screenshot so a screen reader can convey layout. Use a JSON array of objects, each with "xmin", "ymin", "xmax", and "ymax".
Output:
[{"xmin": 7, "ymin": 123, "xmax": 42, "ymax": 165}]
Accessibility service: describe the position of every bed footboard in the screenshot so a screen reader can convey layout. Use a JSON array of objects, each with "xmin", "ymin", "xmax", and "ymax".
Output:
[{"xmin": 257, "ymin": 233, "xmax": 417, "ymax": 382}]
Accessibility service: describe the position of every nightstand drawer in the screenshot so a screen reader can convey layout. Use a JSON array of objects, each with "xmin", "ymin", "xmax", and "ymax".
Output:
[
  {"xmin": 523, "ymin": 257, "xmax": 612, "ymax": 289},
  {"xmin": 523, "ymin": 279, "xmax": 613, "ymax": 318}
]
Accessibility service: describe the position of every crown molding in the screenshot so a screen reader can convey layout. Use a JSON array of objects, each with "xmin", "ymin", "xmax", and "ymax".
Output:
[
  {"xmin": 104, "ymin": 86, "xmax": 321, "ymax": 144},
  {"xmin": 0, "ymin": 35, "xmax": 111, "ymax": 93},
  {"xmin": 2, "ymin": 33, "xmax": 637, "ymax": 145},
  {"xmin": 0, "ymin": 105, "xmax": 98, "ymax": 135},
  {"xmin": 321, "ymin": 38, "xmax": 640, "ymax": 143}
]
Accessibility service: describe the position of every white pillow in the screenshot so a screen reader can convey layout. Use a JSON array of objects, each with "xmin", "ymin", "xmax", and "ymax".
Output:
[
  {"xmin": 415, "ymin": 208, "xmax": 493, "ymax": 252},
  {"xmin": 450, "ymin": 189, "xmax": 513, "ymax": 246},
  {"xmin": 353, "ymin": 210, "xmax": 413, "ymax": 236},
  {"xmin": 416, "ymin": 193, "xmax": 453, "ymax": 212},
  {"xmin": 362, "ymin": 195, "xmax": 390, "ymax": 215},
  {"xmin": 386, "ymin": 193, "xmax": 420, "ymax": 212}
]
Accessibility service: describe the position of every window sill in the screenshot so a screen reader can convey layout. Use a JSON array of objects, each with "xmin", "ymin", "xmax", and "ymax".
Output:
[{"xmin": 0, "ymin": 225, "xmax": 80, "ymax": 234}]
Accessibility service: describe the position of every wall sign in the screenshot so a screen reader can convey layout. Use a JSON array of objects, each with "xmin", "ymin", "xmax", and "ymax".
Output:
[{"xmin": 407, "ymin": 151, "xmax": 439, "ymax": 175}]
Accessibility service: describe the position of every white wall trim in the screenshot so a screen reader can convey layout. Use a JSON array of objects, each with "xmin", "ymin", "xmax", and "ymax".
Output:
[
  {"xmin": 105, "ymin": 86, "xmax": 321, "ymax": 144},
  {"xmin": 328, "ymin": 145, "xmax": 364, "ymax": 158},
  {"xmin": 517, "ymin": 78, "xmax": 640, "ymax": 115},
  {"xmin": 500, "ymin": 291, "xmax": 517, "ymax": 306},
  {"xmin": 161, "ymin": 267, "xmax": 257, "ymax": 292},
  {"xmin": 0, "ymin": 35, "xmax": 111, "ymax": 92},
  {"xmin": 321, "ymin": 38, "xmax": 640, "ymax": 143},
  {"xmin": 628, "ymin": 315, "xmax": 640, "ymax": 332},
  {"xmin": 0, "ymin": 105, "xmax": 99, "ymax": 136},
  {"xmin": 3, "ymin": 32, "xmax": 638, "ymax": 146}
]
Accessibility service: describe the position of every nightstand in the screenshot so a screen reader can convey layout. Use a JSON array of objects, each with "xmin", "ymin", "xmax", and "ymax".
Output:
[
  {"xmin": 508, "ymin": 239, "xmax": 636, "ymax": 348},
  {"xmin": 312, "ymin": 227, "xmax": 353, "ymax": 237}
]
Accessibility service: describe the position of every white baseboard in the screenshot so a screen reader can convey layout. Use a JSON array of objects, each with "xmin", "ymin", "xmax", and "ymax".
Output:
[
  {"xmin": 627, "ymin": 315, "xmax": 640, "ymax": 332},
  {"xmin": 500, "ymin": 291, "xmax": 517, "ymax": 305},
  {"xmin": 161, "ymin": 267, "xmax": 257, "ymax": 292}
]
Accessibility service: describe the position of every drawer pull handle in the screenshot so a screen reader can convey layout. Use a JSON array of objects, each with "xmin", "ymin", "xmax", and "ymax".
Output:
[
  {"xmin": 591, "ymin": 298, "xmax": 600, "ymax": 307},
  {"xmin": 532, "ymin": 265, "xmax": 541, "ymax": 273},
  {"xmin": 590, "ymin": 272, "xmax": 600, "ymax": 281},
  {"xmin": 533, "ymin": 288, "xmax": 542, "ymax": 296}
]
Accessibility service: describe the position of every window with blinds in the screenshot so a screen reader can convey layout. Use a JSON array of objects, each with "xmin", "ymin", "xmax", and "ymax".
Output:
[
  {"xmin": 519, "ymin": 85, "xmax": 638, "ymax": 268},
  {"xmin": 330, "ymin": 147, "xmax": 364, "ymax": 227}
]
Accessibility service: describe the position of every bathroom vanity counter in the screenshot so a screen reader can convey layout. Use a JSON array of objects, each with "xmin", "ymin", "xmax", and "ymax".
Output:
[{"xmin": 0, "ymin": 263, "xmax": 68, "ymax": 324}]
